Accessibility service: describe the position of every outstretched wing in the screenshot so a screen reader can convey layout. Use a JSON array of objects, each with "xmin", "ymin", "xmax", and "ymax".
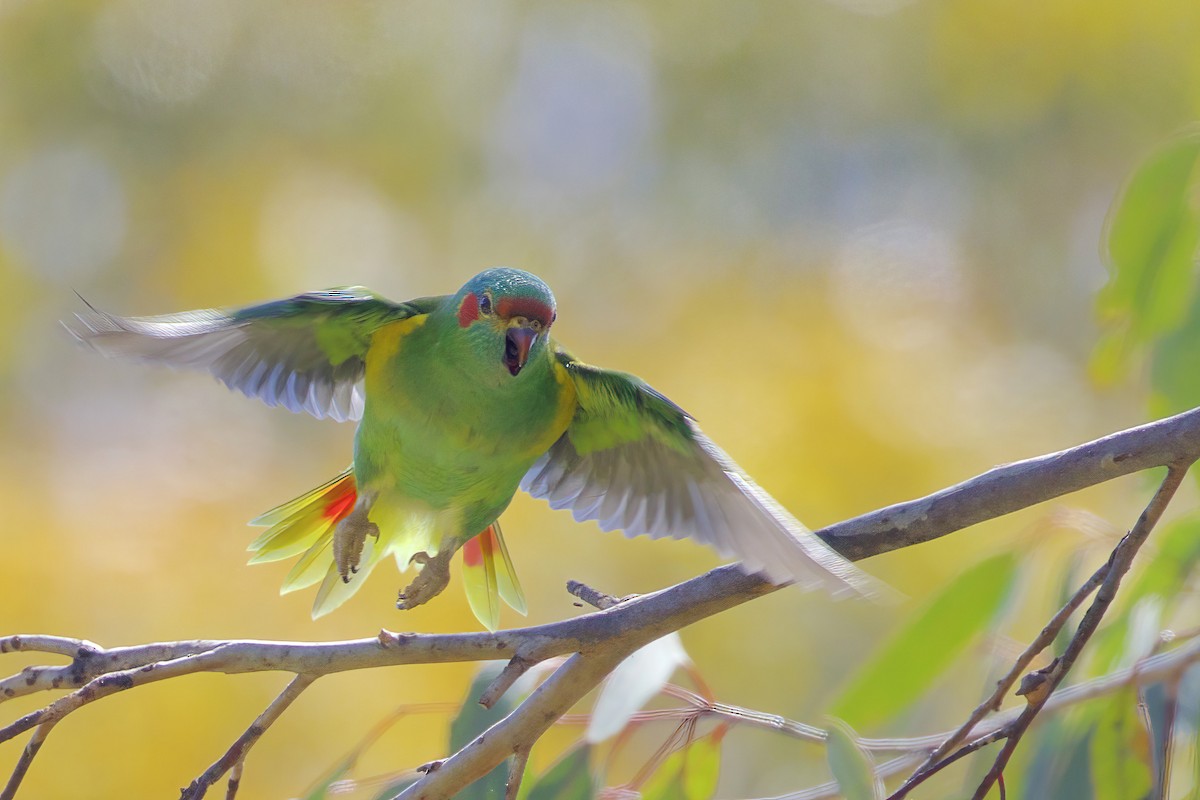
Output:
[
  {"xmin": 521, "ymin": 352, "xmax": 876, "ymax": 596},
  {"xmin": 65, "ymin": 288, "xmax": 444, "ymax": 422}
]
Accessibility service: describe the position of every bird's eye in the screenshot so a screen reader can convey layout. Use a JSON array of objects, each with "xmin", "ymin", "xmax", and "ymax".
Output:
[{"xmin": 479, "ymin": 294, "xmax": 493, "ymax": 315}]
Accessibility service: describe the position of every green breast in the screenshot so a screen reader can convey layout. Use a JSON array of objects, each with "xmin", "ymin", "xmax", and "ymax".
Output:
[{"xmin": 354, "ymin": 314, "xmax": 570, "ymax": 534}]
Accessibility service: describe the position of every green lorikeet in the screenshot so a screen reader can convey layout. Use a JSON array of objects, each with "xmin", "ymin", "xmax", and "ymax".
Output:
[{"xmin": 67, "ymin": 268, "xmax": 873, "ymax": 629}]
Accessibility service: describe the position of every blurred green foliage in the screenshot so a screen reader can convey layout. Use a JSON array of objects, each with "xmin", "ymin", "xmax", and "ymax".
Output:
[
  {"xmin": 824, "ymin": 719, "xmax": 880, "ymax": 800},
  {"xmin": 1094, "ymin": 131, "xmax": 1200, "ymax": 418},
  {"xmin": 1090, "ymin": 687, "xmax": 1153, "ymax": 800},
  {"xmin": 2, "ymin": 0, "xmax": 1200, "ymax": 798},
  {"xmin": 638, "ymin": 733, "xmax": 721, "ymax": 800},
  {"xmin": 523, "ymin": 745, "xmax": 593, "ymax": 800},
  {"xmin": 832, "ymin": 551, "xmax": 1019, "ymax": 728},
  {"xmin": 444, "ymin": 665, "xmax": 517, "ymax": 800}
]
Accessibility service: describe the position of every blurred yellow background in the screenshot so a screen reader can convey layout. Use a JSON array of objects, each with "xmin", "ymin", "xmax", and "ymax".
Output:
[{"xmin": 0, "ymin": 0, "xmax": 1196, "ymax": 797}]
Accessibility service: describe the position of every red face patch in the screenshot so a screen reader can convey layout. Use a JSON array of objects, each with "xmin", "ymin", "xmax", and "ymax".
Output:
[
  {"xmin": 458, "ymin": 292, "xmax": 480, "ymax": 328},
  {"xmin": 496, "ymin": 296, "xmax": 555, "ymax": 327}
]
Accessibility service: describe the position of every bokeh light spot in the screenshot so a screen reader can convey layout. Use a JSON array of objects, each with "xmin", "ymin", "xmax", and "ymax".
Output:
[
  {"xmin": 258, "ymin": 166, "xmax": 430, "ymax": 290},
  {"xmin": 92, "ymin": 0, "xmax": 236, "ymax": 108},
  {"xmin": 832, "ymin": 218, "xmax": 968, "ymax": 351},
  {"xmin": 0, "ymin": 145, "xmax": 126, "ymax": 282},
  {"xmin": 489, "ymin": 4, "xmax": 658, "ymax": 207}
]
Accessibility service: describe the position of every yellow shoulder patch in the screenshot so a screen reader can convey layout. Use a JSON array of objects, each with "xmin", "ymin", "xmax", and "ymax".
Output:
[
  {"xmin": 365, "ymin": 314, "xmax": 428, "ymax": 384},
  {"xmin": 549, "ymin": 356, "xmax": 579, "ymax": 435}
]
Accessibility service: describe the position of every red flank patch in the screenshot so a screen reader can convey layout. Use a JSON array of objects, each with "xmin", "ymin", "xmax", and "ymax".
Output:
[
  {"xmin": 462, "ymin": 534, "xmax": 484, "ymax": 567},
  {"xmin": 322, "ymin": 487, "xmax": 357, "ymax": 522}
]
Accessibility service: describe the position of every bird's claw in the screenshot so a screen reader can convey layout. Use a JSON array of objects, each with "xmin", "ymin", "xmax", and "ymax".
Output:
[
  {"xmin": 397, "ymin": 549, "xmax": 453, "ymax": 611},
  {"xmin": 333, "ymin": 506, "xmax": 380, "ymax": 582}
]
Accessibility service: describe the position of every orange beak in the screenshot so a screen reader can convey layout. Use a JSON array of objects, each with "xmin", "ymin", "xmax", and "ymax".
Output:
[{"xmin": 504, "ymin": 326, "xmax": 537, "ymax": 376}]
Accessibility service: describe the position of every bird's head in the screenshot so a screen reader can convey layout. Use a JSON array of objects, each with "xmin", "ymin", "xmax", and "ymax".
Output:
[{"xmin": 452, "ymin": 268, "xmax": 557, "ymax": 378}]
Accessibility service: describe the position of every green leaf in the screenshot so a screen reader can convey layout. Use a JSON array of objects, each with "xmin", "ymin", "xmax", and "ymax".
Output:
[
  {"xmin": 680, "ymin": 735, "xmax": 720, "ymax": 800},
  {"xmin": 640, "ymin": 753, "xmax": 687, "ymax": 800},
  {"xmin": 525, "ymin": 745, "xmax": 594, "ymax": 800},
  {"xmin": 1057, "ymin": 732, "xmax": 1096, "ymax": 800},
  {"xmin": 824, "ymin": 718, "xmax": 879, "ymax": 800},
  {"xmin": 1127, "ymin": 511, "xmax": 1200, "ymax": 601},
  {"xmin": 640, "ymin": 735, "xmax": 722, "ymax": 800},
  {"xmin": 449, "ymin": 663, "xmax": 519, "ymax": 800},
  {"xmin": 1149, "ymin": 292, "xmax": 1200, "ymax": 415},
  {"xmin": 1091, "ymin": 595, "xmax": 1162, "ymax": 677},
  {"xmin": 1096, "ymin": 130, "xmax": 1200, "ymax": 381},
  {"xmin": 1090, "ymin": 329, "xmax": 1132, "ymax": 386},
  {"xmin": 1026, "ymin": 716, "xmax": 1094, "ymax": 800},
  {"xmin": 1089, "ymin": 690, "xmax": 1153, "ymax": 800},
  {"xmin": 831, "ymin": 551, "xmax": 1020, "ymax": 728}
]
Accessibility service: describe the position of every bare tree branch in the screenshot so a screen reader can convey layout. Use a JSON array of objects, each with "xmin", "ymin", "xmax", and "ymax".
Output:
[
  {"xmin": 4, "ymin": 406, "xmax": 1200, "ymax": 798},
  {"xmin": 819, "ymin": 405, "xmax": 1200, "ymax": 560},
  {"xmin": 504, "ymin": 745, "xmax": 531, "ymax": 800},
  {"xmin": 0, "ymin": 721, "xmax": 54, "ymax": 800},
  {"xmin": 181, "ymin": 674, "xmax": 316, "ymax": 800},
  {"xmin": 396, "ymin": 651, "xmax": 629, "ymax": 800},
  {"xmin": 966, "ymin": 462, "xmax": 1191, "ymax": 800},
  {"xmin": 882, "ymin": 460, "xmax": 1191, "ymax": 800},
  {"xmin": 889, "ymin": 557, "xmax": 1109, "ymax": 788},
  {"xmin": 777, "ymin": 634, "xmax": 1200, "ymax": 800},
  {"xmin": 224, "ymin": 761, "xmax": 243, "ymax": 800}
]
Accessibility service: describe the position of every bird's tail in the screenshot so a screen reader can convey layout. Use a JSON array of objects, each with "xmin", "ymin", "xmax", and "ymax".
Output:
[
  {"xmin": 246, "ymin": 467, "xmax": 361, "ymax": 613},
  {"xmin": 247, "ymin": 467, "xmax": 527, "ymax": 629},
  {"xmin": 461, "ymin": 521, "xmax": 527, "ymax": 631}
]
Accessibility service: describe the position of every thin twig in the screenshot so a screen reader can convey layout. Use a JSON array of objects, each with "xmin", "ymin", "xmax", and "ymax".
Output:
[
  {"xmin": 0, "ymin": 640, "xmax": 224, "ymax": 703},
  {"xmin": 968, "ymin": 462, "xmax": 1190, "ymax": 800},
  {"xmin": 0, "ymin": 721, "xmax": 56, "ymax": 800},
  {"xmin": 566, "ymin": 581, "xmax": 625, "ymax": 610},
  {"xmin": 571, "ymin": 631, "xmax": 1200, "ymax": 755},
  {"xmin": 224, "ymin": 761, "xmax": 243, "ymax": 800},
  {"xmin": 890, "ymin": 558, "xmax": 1109, "ymax": 795},
  {"xmin": 779, "ymin": 634, "xmax": 1200, "ymax": 800},
  {"xmin": 0, "ymin": 636, "xmax": 100, "ymax": 659},
  {"xmin": 480, "ymin": 653, "xmax": 536, "ymax": 710},
  {"xmin": 881, "ymin": 728, "xmax": 1006, "ymax": 800},
  {"xmin": 0, "ymin": 649, "xmax": 235, "ymax": 746},
  {"xmin": 181, "ymin": 674, "xmax": 316, "ymax": 800},
  {"xmin": 884, "ymin": 462, "xmax": 1191, "ymax": 800},
  {"xmin": 395, "ymin": 651, "xmax": 628, "ymax": 800},
  {"xmin": 505, "ymin": 746, "xmax": 531, "ymax": 800}
]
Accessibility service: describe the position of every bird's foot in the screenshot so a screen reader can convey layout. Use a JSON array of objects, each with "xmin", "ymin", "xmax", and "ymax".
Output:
[
  {"xmin": 397, "ymin": 549, "xmax": 453, "ymax": 610},
  {"xmin": 333, "ymin": 506, "xmax": 379, "ymax": 583}
]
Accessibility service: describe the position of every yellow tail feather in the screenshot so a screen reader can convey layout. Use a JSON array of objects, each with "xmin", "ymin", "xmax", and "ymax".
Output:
[
  {"xmin": 247, "ymin": 467, "xmax": 360, "ymax": 612},
  {"xmin": 462, "ymin": 522, "xmax": 527, "ymax": 631},
  {"xmin": 249, "ymin": 470, "xmax": 527, "ymax": 626}
]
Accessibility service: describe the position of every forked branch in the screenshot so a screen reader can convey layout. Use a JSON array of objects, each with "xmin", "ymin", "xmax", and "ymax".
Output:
[
  {"xmin": 3, "ymin": 406, "xmax": 1200, "ymax": 798},
  {"xmin": 885, "ymin": 462, "xmax": 1192, "ymax": 800}
]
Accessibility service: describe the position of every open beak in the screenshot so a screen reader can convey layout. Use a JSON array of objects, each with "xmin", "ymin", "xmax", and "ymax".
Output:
[{"xmin": 504, "ymin": 326, "xmax": 537, "ymax": 376}]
